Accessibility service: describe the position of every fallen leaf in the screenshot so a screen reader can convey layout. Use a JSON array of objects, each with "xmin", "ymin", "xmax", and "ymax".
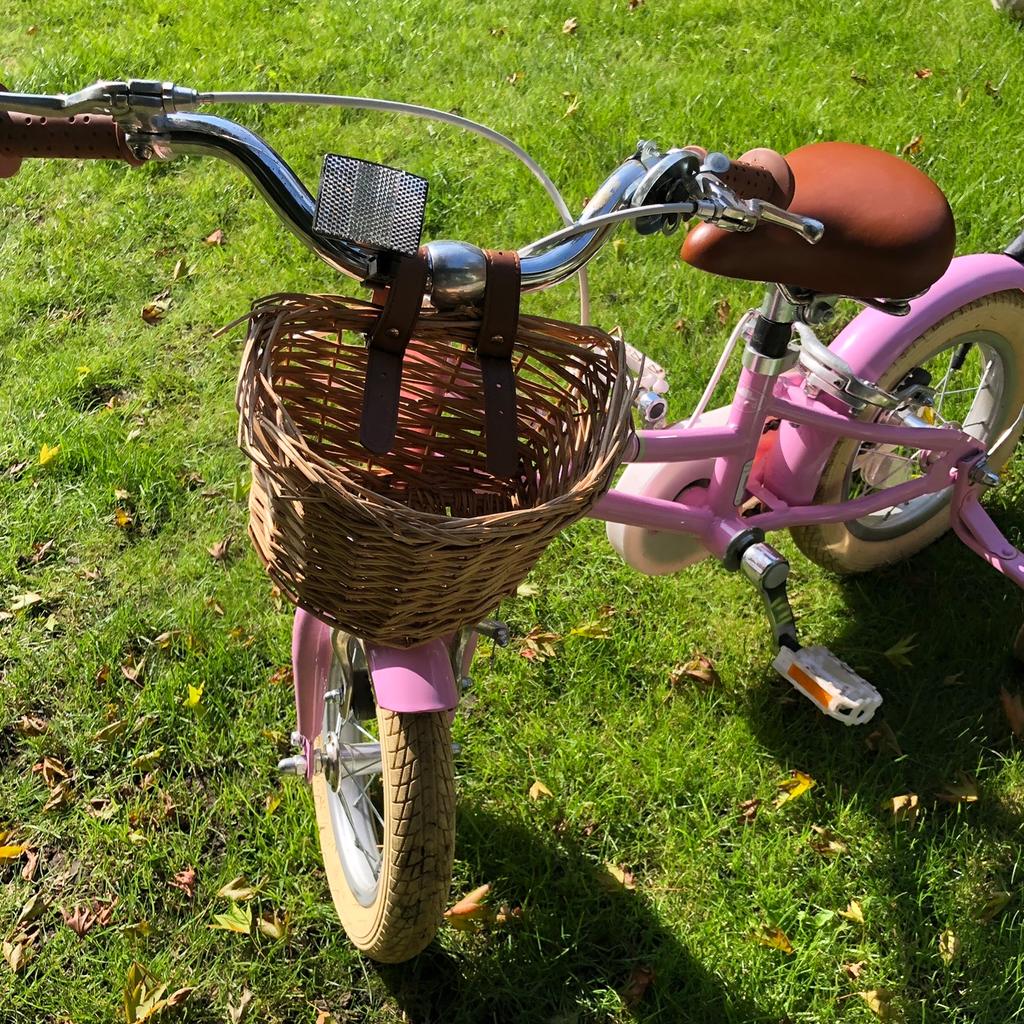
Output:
[
  {"xmin": 851, "ymin": 69, "xmax": 869, "ymax": 85},
  {"xmin": 529, "ymin": 780, "xmax": 553, "ymax": 801},
  {"xmin": 86, "ymin": 796, "xmax": 120, "ymax": 820},
  {"xmin": 120, "ymin": 920, "xmax": 152, "ymax": 938},
  {"xmin": 716, "ymin": 298, "xmax": 731, "ymax": 325},
  {"xmin": 516, "ymin": 582, "xmax": 539, "ymax": 598},
  {"xmin": 265, "ymin": 792, "xmax": 281, "ymax": 815},
  {"xmin": 956, "ymin": 85, "xmax": 969, "ymax": 107},
  {"xmin": 489, "ymin": 25, "xmax": 507, "ymax": 37},
  {"xmin": 217, "ymin": 876, "xmax": 257, "ymax": 902},
  {"xmin": 568, "ymin": 618, "xmax": 610, "ymax": 639},
  {"xmin": 1000, "ymin": 686, "xmax": 1024, "ymax": 738},
  {"xmin": 562, "ymin": 16, "xmax": 578, "ymax": 33},
  {"xmin": 444, "ymin": 883, "xmax": 492, "ymax": 930},
  {"xmin": 268, "ymin": 666, "xmax": 292, "ymax": 686},
  {"xmin": 519, "ymin": 626, "xmax": 560, "ymax": 662},
  {"xmin": 32, "ymin": 755, "xmax": 68, "ymax": 788},
  {"xmin": 122, "ymin": 658, "xmax": 147, "ymax": 683},
  {"xmin": 976, "ymin": 889, "xmax": 1012, "ymax": 923},
  {"xmin": 141, "ymin": 298, "xmax": 171, "ymax": 325},
  {"xmin": 205, "ymin": 597, "xmax": 225, "ymax": 617},
  {"xmin": 859, "ymin": 989, "xmax": 895, "ymax": 1020},
  {"xmin": 10, "ymin": 592, "xmax": 43, "ymax": 613},
  {"xmin": 562, "ymin": 93, "xmax": 580, "ymax": 118},
  {"xmin": 985, "ymin": 79, "xmax": 1002, "ymax": 100},
  {"xmin": 755, "ymin": 925, "xmax": 794, "ymax": 954},
  {"xmin": 619, "ymin": 964, "xmax": 654, "ymax": 1007},
  {"xmin": 2, "ymin": 935, "xmax": 34, "ymax": 973},
  {"xmin": 43, "ymin": 780, "xmax": 74, "ymax": 812},
  {"xmin": 809, "ymin": 825, "xmax": 848, "ymax": 857},
  {"xmin": 208, "ymin": 537, "xmax": 232, "ymax": 562},
  {"xmin": 95, "ymin": 664, "xmax": 111, "ymax": 684},
  {"xmin": 942, "ymin": 672, "xmax": 965, "ymax": 687},
  {"xmin": 0, "ymin": 843, "xmax": 29, "ymax": 862},
  {"xmin": 93, "ymin": 719, "xmax": 129, "ymax": 744},
  {"xmin": 38, "ymin": 443, "xmax": 60, "ymax": 467},
  {"xmin": 936, "ymin": 771, "xmax": 979, "ymax": 805},
  {"xmin": 14, "ymin": 715, "xmax": 48, "ymax": 736},
  {"xmin": 211, "ymin": 903, "xmax": 253, "ymax": 935},
  {"xmin": 14, "ymin": 892, "xmax": 49, "ymax": 929},
  {"xmin": 256, "ymin": 910, "xmax": 288, "ymax": 940},
  {"xmin": 839, "ymin": 899, "xmax": 865, "ymax": 924},
  {"xmin": 843, "ymin": 961, "xmax": 866, "ymax": 981},
  {"xmin": 62, "ymin": 904, "xmax": 96, "ymax": 937},
  {"xmin": 773, "ymin": 770, "xmax": 816, "ymax": 808},
  {"xmin": 123, "ymin": 961, "xmax": 171, "ymax": 1023},
  {"xmin": 628, "ymin": 0, "xmax": 645, "ymax": 9},
  {"xmin": 172, "ymin": 258, "xmax": 189, "ymax": 280},
  {"xmin": 602, "ymin": 863, "xmax": 637, "ymax": 890},
  {"xmin": 204, "ymin": 228, "xmax": 225, "ymax": 246},
  {"xmin": 865, "ymin": 720, "xmax": 902, "ymax": 757},
  {"xmin": 21, "ymin": 849, "xmax": 39, "ymax": 881},
  {"xmin": 114, "ymin": 507, "xmax": 134, "ymax": 530},
  {"xmin": 131, "ymin": 747, "xmax": 163, "ymax": 772},
  {"xmin": 883, "ymin": 633, "xmax": 916, "ymax": 666},
  {"xmin": 7, "ymin": 460, "xmax": 28, "ymax": 478},
  {"xmin": 901, "ymin": 135, "xmax": 924, "ymax": 157},
  {"xmin": 914, "ymin": 68, "xmax": 933, "ymax": 78},
  {"xmin": 185, "ymin": 684, "xmax": 204, "ymax": 709},
  {"xmin": 228, "ymin": 989, "xmax": 255, "ymax": 1024},
  {"xmin": 939, "ymin": 928, "xmax": 960, "ymax": 965},
  {"xmin": 737, "ymin": 798, "xmax": 761, "ymax": 825},
  {"xmin": 669, "ymin": 654, "xmax": 720, "ymax": 689},
  {"xmin": 169, "ymin": 867, "xmax": 196, "ymax": 898},
  {"xmin": 506, "ymin": 71, "xmax": 523, "ymax": 86},
  {"xmin": 889, "ymin": 793, "xmax": 920, "ymax": 824}
]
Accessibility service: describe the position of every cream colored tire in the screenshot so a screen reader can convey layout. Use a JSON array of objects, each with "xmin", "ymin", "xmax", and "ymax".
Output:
[
  {"xmin": 792, "ymin": 292, "xmax": 1024, "ymax": 574},
  {"xmin": 312, "ymin": 708, "xmax": 455, "ymax": 963}
]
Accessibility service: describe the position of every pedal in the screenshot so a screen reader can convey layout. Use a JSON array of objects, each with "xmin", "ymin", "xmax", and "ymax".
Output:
[
  {"xmin": 773, "ymin": 645, "xmax": 882, "ymax": 725},
  {"xmin": 313, "ymin": 153, "xmax": 428, "ymax": 256}
]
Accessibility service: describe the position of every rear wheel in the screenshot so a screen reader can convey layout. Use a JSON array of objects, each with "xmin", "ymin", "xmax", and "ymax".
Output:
[
  {"xmin": 310, "ymin": 634, "xmax": 455, "ymax": 962},
  {"xmin": 792, "ymin": 291, "xmax": 1024, "ymax": 573}
]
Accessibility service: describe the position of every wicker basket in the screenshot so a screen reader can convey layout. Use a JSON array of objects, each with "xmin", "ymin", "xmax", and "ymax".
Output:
[{"xmin": 235, "ymin": 292, "xmax": 634, "ymax": 647}]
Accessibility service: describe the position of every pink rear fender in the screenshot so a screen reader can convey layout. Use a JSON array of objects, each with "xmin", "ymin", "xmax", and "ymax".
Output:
[{"xmin": 759, "ymin": 254, "xmax": 1024, "ymax": 505}]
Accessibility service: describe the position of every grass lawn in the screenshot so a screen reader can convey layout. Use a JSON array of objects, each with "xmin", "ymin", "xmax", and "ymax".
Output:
[{"xmin": 4, "ymin": 0, "xmax": 1024, "ymax": 1021}]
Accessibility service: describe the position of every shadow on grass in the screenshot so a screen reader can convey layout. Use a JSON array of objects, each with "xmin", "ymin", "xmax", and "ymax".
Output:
[{"xmin": 373, "ymin": 804, "xmax": 771, "ymax": 1024}]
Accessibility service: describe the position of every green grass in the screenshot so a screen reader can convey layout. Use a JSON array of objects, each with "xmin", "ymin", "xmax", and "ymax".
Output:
[{"xmin": 3, "ymin": 1, "xmax": 1024, "ymax": 1021}]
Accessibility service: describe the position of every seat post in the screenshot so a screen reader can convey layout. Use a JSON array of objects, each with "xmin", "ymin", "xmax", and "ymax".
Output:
[{"xmin": 747, "ymin": 286, "xmax": 797, "ymax": 362}]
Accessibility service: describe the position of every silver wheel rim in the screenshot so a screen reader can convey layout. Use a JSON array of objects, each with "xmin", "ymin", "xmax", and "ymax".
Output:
[
  {"xmin": 322, "ymin": 635, "xmax": 384, "ymax": 908},
  {"xmin": 845, "ymin": 329, "xmax": 1014, "ymax": 541}
]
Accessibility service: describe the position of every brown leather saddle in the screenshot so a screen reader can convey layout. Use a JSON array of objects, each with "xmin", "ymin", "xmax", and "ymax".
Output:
[{"xmin": 681, "ymin": 141, "xmax": 956, "ymax": 300}]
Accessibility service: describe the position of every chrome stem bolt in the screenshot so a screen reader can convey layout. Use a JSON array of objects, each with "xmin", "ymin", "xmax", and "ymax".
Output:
[
  {"xmin": 968, "ymin": 461, "xmax": 1001, "ymax": 488},
  {"xmin": 290, "ymin": 730, "xmax": 304, "ymax": 748}
]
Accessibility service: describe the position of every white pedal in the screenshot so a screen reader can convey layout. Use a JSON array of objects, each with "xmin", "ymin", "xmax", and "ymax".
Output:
[{"xmin": 772, "ymin": 645, "xmax": 882, "ymax": 725}]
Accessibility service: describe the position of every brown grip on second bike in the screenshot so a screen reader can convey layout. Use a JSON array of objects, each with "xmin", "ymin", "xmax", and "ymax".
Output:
[
  {"xmin": 0, "ymin": 106, "xmax": 145, "ymax": 178},
  {"xmin": 685, "ymin": 146, "xmax": 796, "ymax": 209}
]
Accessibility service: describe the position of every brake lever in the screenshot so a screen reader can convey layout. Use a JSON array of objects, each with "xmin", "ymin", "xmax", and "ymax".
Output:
[{"xmin": 747, "ymin": 199, "xmax": 825, "ymax": 244}]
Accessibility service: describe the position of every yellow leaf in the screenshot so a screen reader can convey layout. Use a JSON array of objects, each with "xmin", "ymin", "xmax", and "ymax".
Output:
[
  {"xmin": 76, "ymin": 365, "xmax": 92, "ymax": 377},
  {"xmin": 38, "ymin": 444, "xmax": 60, "ymax": 466},
  {"xmin": 602, "ymin": 862, "xmax": 637, "ymax": 890},
  {"xmin": 568, "ymin": 619, "xmax": 610, "ymax": 639},
  {"xmin": 444, "ymin": 883, "xmax": 493, "ymax": 929},
  {"xmin": 755, "ymin": 925, "xmax": 794, "ymax": 954},
  {"xmin": 93, "ymin": 719, "xmax": 129, "ymax": 744},
  {"xmin": 839, "ymin": 899, "xmax": 865, "ymax": 924},
  {"xmin": 773, "ymin": 770, "xmax": 816, "ymax": 808},
  {"xmin": 185, "ymin": 684, "xmax": 204, "ymax": 708},
  {"xmin": 265, "ymin": 792, "xmax": 282, "ymax": 815},
  {"xmin": 0, "ymin": 844, "xmax": 28, "ymax": 862},
  {"xmin": 858, "ymin": 989, "xmax": 896, "ymax": 1020},
  {"xmin": 256, "ymin": 911, "xmax": 288, "ymax": 940},
  {"xmin": 939, "ymin": 929, "xmax": 960, "ymax": 965},
  {"xmin": 115, "ymin": 508, "xmax": 134, "ymax": 530},
  {"xmin": 211, "ymin": 903, "xmax": 253, "ymax": 934},
  {"xmin": 562, "ymin": 16, "xmax": 578, "ymax": 33},
  {"xmin": 10, "ymin": 592, "xmax": 43, "ymax": 612},
  {"xmin": 131, "ymin": 747, "xmax": 164, "ymax": 772},
  {"xmin": 516, "ymin": 582, "xmax": 539, "ymax": 598},
  {"xmin": 529, "ymin": 780, "xmax": 553, "ymax": 801},
  {"xmin": 123, "ymin": 961, "xmax": 170, "ymax": 1024},
  {"xmin": 121, "ymin": 920, "xmax": 152, "ymax": 938}
]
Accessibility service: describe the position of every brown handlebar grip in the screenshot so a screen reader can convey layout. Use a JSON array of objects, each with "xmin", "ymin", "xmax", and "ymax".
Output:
[
  {"xmin": 684, "ymin": 145, "xmax": 796, "ymax": 209},
  {"xmin": 0, "ymin": 109, "xmax": 145, "ymax": 172}
]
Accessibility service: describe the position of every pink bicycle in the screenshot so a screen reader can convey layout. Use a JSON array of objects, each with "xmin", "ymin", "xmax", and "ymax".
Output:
[{"xmin": 4, "ymin": 79, "xmax": 1024, "ymax": 963}]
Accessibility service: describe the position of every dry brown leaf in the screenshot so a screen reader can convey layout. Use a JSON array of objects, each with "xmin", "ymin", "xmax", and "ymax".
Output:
[
  {"xmin": 208, "ymin": 536, "xmax": 232, "ymax": 562},
  {"xmin": 169, "ymin": 867, "xmax": 197, "ymax": 898},
  {"xmin": 43, "ymin": 779, "xmax": 74, "ymax": 813},
  {"xmin": 227, "ymin": 989, "xmax": 255, "ymax": 1024},
  {"xmin": 938, "ymin": 928, "xmax": 960, "ymax": 965},
  {"xmin": 141, "ymin": 298, "xmax": 171, "ymax": 325},
  {"xmin": 936, "ymin": 771, "xmax": 979, "ymax": 805},
  {"xmin": 529, "ymin": 780, "xmax": 553, "ymax": 801},
  {"xmin": 628, "ymin": 0, "xmax": 645, "ymax": 9},
  {"xmin": 851, "ymin": 69, "xmax": 869, "ymax": 84},
  {"xmin": 256, "ymin": 910, "xmax": 288, "ymax": 940},
  {"xmin": 444, "ymin": 883, "xmax": 493, "ymax": 930},
  {"xmin": 562, "ymin": 16, "xmax": 578, "ymax": 33},
  {"xmin": 10, "ymin": 591, "xmax": 43, "ymax": 612},
  {"xmin": 976, "ymin": 889, "xmax": 1012, "ymax": 923},
  {"xmin": 839, "ymin": 899, "xmax": 865, "ymax": 924},
  {"xmin": 843, "ymin": 960, "xmax": 866, "ymax": 981},
  {"xmin": 86, "ymin": 796, "xmax": 119, "ymax": 820},
  {"xmin": 809, "ymin": 825, "xmax": 848, "ymax": 857},
  {"xmin": 519, "ymin": 626, "xmax": 560, "ymax": 661},
  {"xmin": 754, "ymin": 925, "xmax": 794, "ymax": 954},
  {"xmin": 901, "ymin": 134, "xmax": 923, "ymax": 156},
  {"xmin": 506, "ymin": 71, "xmax": 523, "ymax": 86},
  {"xmin": 204, "ymin": 228, "xmax": 225, "ymax": 246},
  {"xmin": 865, "ymin": 720, "xmax": 902, "ymax": 757},
  {"xmin": 172, "ymin": 258, "xmax": 189, "ymax": 281},
  {"xmin": 1000, "ymin": 686, "xmax": 1024, "ymax": 738},
  {"xmin": 2, "ymin": 934, "xmax": 35, "ymax": 973},
  {"xmin": 914, "ymin": 68, "xmax": 933, "ymax": 78},
  {"xmin": 737, "ymin": 798, "xmax": 761, "ymax": 825},
  {"xmin": 669, "ymin": 653, "xmax": 720, "ymax": 689},
  {"xmin": 14, "ymin": 715, "xmax": 48, "ymax": 736},
  {"xmin": 14, "ymin": 892, "xmax": 49, "ymax": 930},
  {"xmin": 888, "ymin": 793, "xmax": 920, "ymax": 824},
  {"xmin": 716, "ymin": 298, "xmax": 731, "ymax": 325},
  {"xmin": 218, "ymin": 876, "xmax": 257, "ymax": 901},
  {"xmin": 93, "ymin": 718, "xmax": 128, "ymax": 744},
  {"xmin": 121, "ymin": 658, "xmax": 147, "ymax": 684},
  {"xmin": 62, "ymin": 903, "xmax": 97, "ymax": 937},
  {"xmin": 858, "ymin": 989, "xmax": 895, "ymax": 1020},
  {"xmin": 618, "ymin": 964, "xmax": 654, "ymax": 1007},
  {"xmin": 21, "ymin": 848, "xmax": 39, "ymax": 881}
]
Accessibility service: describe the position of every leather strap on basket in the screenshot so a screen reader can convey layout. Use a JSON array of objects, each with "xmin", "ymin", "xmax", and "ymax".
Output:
[
  {"xmin": 476, "ymin": 249, "xmax": 521, "ymax": 477},
  {"xmin": 360, "ymin": 251, "xmax": 429, "ymax": 454}
]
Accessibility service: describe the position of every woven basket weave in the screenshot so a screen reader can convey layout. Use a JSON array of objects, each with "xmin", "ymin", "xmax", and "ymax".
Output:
[{"xmin": 235, "ymin": 292, "xmax": 633, "ymax": 647}]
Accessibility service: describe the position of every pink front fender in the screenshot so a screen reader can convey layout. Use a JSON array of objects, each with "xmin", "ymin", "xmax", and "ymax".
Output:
[
  {"xmin": 761, "ymin": 253, "xmax": 1024, "ymax": 505},
  {"xmin": 292, "ymin": 609, "xmax": 460, "ymax": 778}
]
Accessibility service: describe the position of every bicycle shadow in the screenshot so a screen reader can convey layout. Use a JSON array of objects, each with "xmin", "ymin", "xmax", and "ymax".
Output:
[{"xmin": 372, "ymin": 804, "xmax": 771, "ymax": 1024}]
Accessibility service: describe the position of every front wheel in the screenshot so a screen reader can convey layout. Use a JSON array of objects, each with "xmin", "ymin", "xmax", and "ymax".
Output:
[
  {"xmin": 792, "ymin": 291, "xmax": 1024, "ymax": 574},
  {"xmin": 310, "ymin": 634, "xmax": 455, "ymax": 962}
]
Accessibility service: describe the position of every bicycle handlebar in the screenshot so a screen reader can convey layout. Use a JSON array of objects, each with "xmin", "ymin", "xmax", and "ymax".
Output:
[{"xmin": 0, "ymin": 79, "xmax": 820, "ymax": 296}]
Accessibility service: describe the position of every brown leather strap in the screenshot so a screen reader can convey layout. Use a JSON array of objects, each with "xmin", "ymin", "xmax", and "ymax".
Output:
[
  {"xmin": 475, "ymin": 250, "xmax": 521, "ymax": 477},
  {"xmin": 360, "ymin": 252, "xmax": 429, "ymax": 454}
]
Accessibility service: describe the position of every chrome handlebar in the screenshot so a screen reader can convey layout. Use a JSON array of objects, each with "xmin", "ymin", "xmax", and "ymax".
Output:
[{"xmin": 0, "ymin": 80, "xmax": 824, "ymax": 298}]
